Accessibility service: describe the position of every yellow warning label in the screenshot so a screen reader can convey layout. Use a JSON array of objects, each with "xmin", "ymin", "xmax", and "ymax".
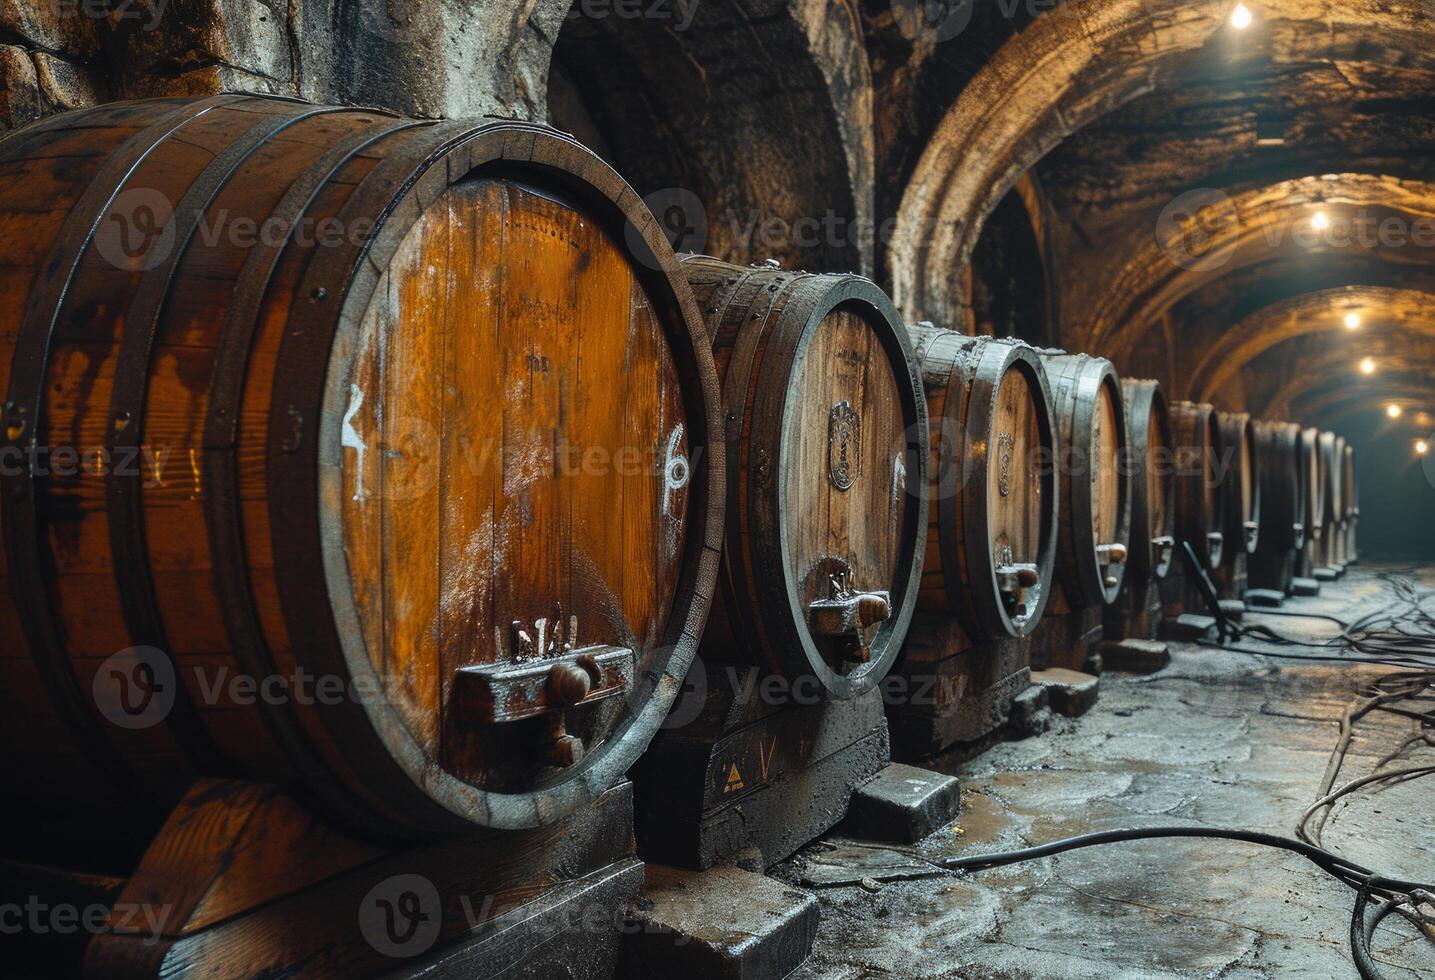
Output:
[{"xmin": 723, "ymin": 763, "xmax": 744, "ymax": 793}]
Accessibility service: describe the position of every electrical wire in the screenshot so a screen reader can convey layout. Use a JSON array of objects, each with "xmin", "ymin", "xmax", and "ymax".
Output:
[
  {"xmin": 937, "ymin": 827, "xmax": 1435, "ymax": 979},
  {"xmin": 938, "ymin": 571, "xmax": 1435, "ymax": 977}
]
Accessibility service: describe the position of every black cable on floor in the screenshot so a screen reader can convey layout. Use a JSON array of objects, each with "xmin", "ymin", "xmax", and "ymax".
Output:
[{"xmin": 937, "ymin": 827, "xmax": 1433, "ymax": 980}]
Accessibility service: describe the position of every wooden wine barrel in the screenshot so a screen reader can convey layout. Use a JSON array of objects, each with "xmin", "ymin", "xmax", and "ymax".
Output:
[
  {"xmin": 1216, "ymin": 411, "xmax": 1262, "ymax": 556},
  {"xmin": 1252, "ymin": 421, "xmax": 1307, "ymax": 554},
  {"xmin": 1331, "ymin": 434, "xmax": 1350, "ymax": 565},
  {"xmin": 1121, "ymin": 379, "xmax": 1176, "ymax": 583},
  {"xmin": 1300, "ymin": 426, "xmax": 1326, "ymax": 543},
  {"xmin": 681, "ymin": 257, "xmax": 927, "ymax": 698},
  {"xmin": 0, "ymin": 95, "xmax": 725, "ymax": 848},
  {"xmin": 1342, "ymin": 444, "xmax": 1357, "ymax": 523},
  {"xmin": 1038, "ymin": 352, "xmax": 1131, "ymax": 606},
  {"xmin": 1318, "ymin": 431, "xmax": 1344, "ymax": 537},
  {"xmin": 908, "ymin": 324, "xmax": 1058, "ymax": 640},
  {"xmin": 1169, "ymin": 401, "xmax": 1226, "ymax": 569},
  {"xmin": 1343, "ymin": 443, "xmax": 1359, "ymax": 562}
]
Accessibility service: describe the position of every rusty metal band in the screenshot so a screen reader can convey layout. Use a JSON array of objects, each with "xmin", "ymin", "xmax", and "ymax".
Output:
[
  {"xmin": 724, "ymin": 269, "xmax": 804, "ymax": 671},
  {"xmin": 105, "ymin": 101, "xmax": 340, "ymax": 777},
  {"xmin": 0, "ymin": 95, "xmax": 243, "ymax": 813},
  {"xmin": 199, "ymin": 114, "xmax": 425, "ymax": 838},
  {"xmin": 264, "ymin": 118, "xmax": 491, "ymax": 835}
]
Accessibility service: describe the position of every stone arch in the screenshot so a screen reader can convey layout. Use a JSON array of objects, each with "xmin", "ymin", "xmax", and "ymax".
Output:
[
  {"xmin": 547, "ymin": 0, "xmax": 875, "ymax": 273},
  {"xmin": 887, "ymin": 0, "xmax": 1435, "ymax": 325}
]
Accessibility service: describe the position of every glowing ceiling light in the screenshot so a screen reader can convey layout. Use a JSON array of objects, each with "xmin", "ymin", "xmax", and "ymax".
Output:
[
  {"xmin": 1312, "ymin": 210, "xmax": 1330, "ymax": 231},
  {"xmin": 1343, "ymin": 312, "xmax": 1362, "ymax": 330},
  {"xmin": 1417, "ymin": 440, "xmax": 1430, "ymax": 456},
  {"xmin": 1360, "ymin": 357, "xmax": 1376, "ymax": 375},
  {"xmin": 1387, "ymin": 404, "xmax": 1403, "ymax": 419},
  {"xmin": 1230, "ymin": 3, "xmax": 1254, "ymax": 29}
]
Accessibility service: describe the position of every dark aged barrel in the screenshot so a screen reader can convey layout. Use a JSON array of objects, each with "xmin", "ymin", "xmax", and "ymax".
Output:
[
  {"xmin": 1038, "ymin": 351, "xmax": 1131, "ymax": 605},
  {"xmin": 908, "ymin": 324, "xmax": 1058, "ymax": 639},
  {"xmin": 681, "ymin": 257, "xmax": 927, "ymax": 698},
  {"xmin": 0, "ymin": 95, "xmax": 725, "ymax": 847},
  {"xmin": 1216, "ymin": 411, "xmax": 1262, "ymax": 556},
  {"xmin": 1122, "ymin": 379, "xmax": 1176, "ymax": 583},
  {"xmin": 1253, "ymin": 421, "xmax": 1307, "ymax": 555},
  {"xmin": 1301, "ymin": 426, "xmax": 1326, "ymax": 544},
  {"xmin": 1343, "ymin": 444, "xmax": 1359, "ymax": 562},
  {"xmin": 1318, "ymin": 431, "xmax": 1344, "ymax": 541},
  {"xmin": 1170, "ymin": 401, "xmax": 1226, "ymax": 569},
  {"xmin": 1332, "ymin": 434, "xmax": 1351, "ymax": 565}
]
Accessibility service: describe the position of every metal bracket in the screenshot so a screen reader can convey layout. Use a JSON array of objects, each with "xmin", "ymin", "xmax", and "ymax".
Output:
[
  {"xmin": 1151, "ymin": 534, "xmax": 1175, "ymax": 571},
  {"xmin": 808, "ymin": 568, "xmax": 890, "ymax": 664},
  {"xmin": 453, "ymin": 608, "xmax": 635, "ymax": 768},
  {"xmin": 995, "ymin": 562, "xmax": 1040, "ymax": 615},
  {"xmin": 1096, "ymin": 542, "xmax": 1128, "ymax": 589}
]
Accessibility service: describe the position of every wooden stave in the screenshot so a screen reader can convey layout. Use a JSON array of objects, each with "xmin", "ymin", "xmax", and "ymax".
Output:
[
  {"xmin": 0, "ymin": 96, "xmax": 726, "ymax": 840},
  {"xmin": 1216, "ymin": 411, "xmax": 1262, "ymax": 557},
  {"xmin": 1121, "ymin": 379, "xmax": 1176, "ymax": 583},
  {"xmin": 1318, "ymin": 431, "xmax": 1344, "ymax": 538},
  {"xmin": 908, "ymin": 324, "xmax": 1060, "ymax": 640},
  {"xmin": 1169, "ymin": 401, "xmax": 1226, "ymax": 570},
  {"xmin": 681, "ymin": 256, "xmax": 929, "ymax": 700},
  {"xmin": 1300, "ymin": 426, "xmax": 1326, "ymax": 542},
  {"xmin": 0, "ymin": 97, "xmax": 253, "ymax": 855},
  {"xmin": 1040, "ymin": 352, "xmax": 1132, "ymax": 607},
  {"xmin": 1342, "ymin": 444, "xmax": 1358, "ymax": 522},
  {"xmin": 1252, "ymin": 420, "xmax": 1307, "ymax": 554}
]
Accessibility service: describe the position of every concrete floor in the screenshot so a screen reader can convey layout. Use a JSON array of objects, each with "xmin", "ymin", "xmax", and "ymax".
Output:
[{"xmin": 777, "ymin": 564, "xmax": 1435, "ymax": 979}]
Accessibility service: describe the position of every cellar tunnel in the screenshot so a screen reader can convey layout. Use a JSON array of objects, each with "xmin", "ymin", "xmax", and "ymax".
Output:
[{"xmin": 0, "ymin": 1, "xmax": 1433, "ymax": 978}]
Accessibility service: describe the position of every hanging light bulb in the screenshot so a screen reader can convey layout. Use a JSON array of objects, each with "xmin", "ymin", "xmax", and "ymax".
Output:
[
  {"xmin": 1417, "ymin": 440, "xmax": 1429, "ymax": 456},
  {"xmin": 1311, "ymin": 211, "xmax": 1330, "ymax": 231},
  {"xmin": 1230, "ymin": 3, "xmax": 1254, "ymax": 29},
  {"xmin": 1387, "ymin": 404, "xmax": 1403, "ymax": 419},
  {"xmin": 1360, "ymin": 357, "xmax": 1376, "ymax": 375},
  {"xmin": 1343, "ymin": 312, "xmax": 1361, "ymax": 330}
]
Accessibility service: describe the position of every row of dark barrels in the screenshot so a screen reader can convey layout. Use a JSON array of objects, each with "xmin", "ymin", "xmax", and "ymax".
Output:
[{"xmin": 0, "ymin": 97, "xmax": 1358, "ymax": 859}]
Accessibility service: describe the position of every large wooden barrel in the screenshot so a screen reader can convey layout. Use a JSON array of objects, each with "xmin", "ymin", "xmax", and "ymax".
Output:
[
  {"xmin": 1318, "ymin": 431, "xmax": 1344, "ymax": 538},
  {"xmin": 1038, "ymin": 352, "xmax": 1131, "ymax": 606},
  {"xmin": 1169, "ymin": 401, "xmax": 1226, "ymax": 569},
  {"xmin": 1121, "ymin": 379, "xmax": 1176, "ymax": 583},
  {"xmin": 0, "ymin": 95, "xmax": 725, "ymax": 853},
  {"xmin": 1331, "ymin": 434, "xmax": 1351, "ymax": 564},
  {"xmin": 1252, "ymin": 421, "xmax": 1307, "ymax": 555},
  {"xmin": 1300, "ymin": 426, "xmax": 1326, "ymax": 543},
  {"xmin": 1342, "ymin": 444, "xmax": 1357, "ymax": 523},
  {"xmin": 908, "ymin": 324, "xmax": 1058, "ymax": 639},
  {"xmin": 1216, "ymin": 411, "xmax": 1262, "ymax": 556},
  {"xmin": 1343, "ymin": 443, "xmax": 1359, "ymax": 561},
  {"xmin": 681, "ymin": 258, "xmax": 927, "ymax": 698}
]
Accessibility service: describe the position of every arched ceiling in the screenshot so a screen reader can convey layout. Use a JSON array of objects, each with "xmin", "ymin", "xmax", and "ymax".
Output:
[
  {"xmin": 886, "ymin": 0, "xmax": 1435, "ymax": 326},
  {"xmin": 1190, "ymin": 287, "xmax": 1435, "ymax": 401},
  {"xmin": 1077, "ymin": 174, "xmax": 1435, "ymax": 353}
]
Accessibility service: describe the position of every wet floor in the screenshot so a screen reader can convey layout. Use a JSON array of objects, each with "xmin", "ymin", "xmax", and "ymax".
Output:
[{"xmin": 776, "ymin": 564, "xmax": 1435, "ymax": 979}]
